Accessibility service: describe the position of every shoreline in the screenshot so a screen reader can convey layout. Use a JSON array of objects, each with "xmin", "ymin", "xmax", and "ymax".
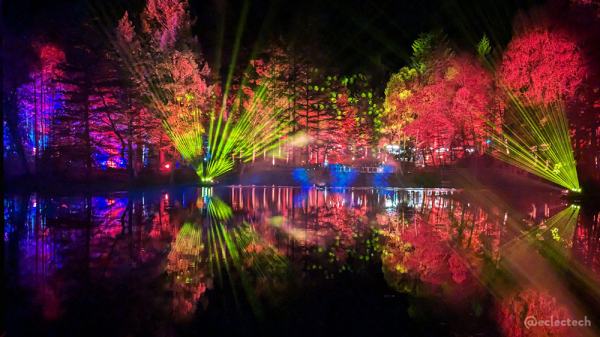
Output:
[{"xmin": 4, "ymin": 166, "xmax": 562, "ymax": 195}]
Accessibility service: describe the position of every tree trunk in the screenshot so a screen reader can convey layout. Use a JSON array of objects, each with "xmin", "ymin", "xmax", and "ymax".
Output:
[
  {"xmin": 170, "ymin": 164, "xmax": 175, "ymax": 184},
  {"xmin": 84, "ymin": 87, "xmax": 92, "ymax": 182},
  {"xmin": 240, "ymin": 161, "xmax": 246, "ymax": 178},
  {"xmin": 159, "ymin": 134, "xmax": 165, "ymax": 167},
  {"xmin": 5, "ymin": 89, "xmax": 31, "ymax": 176},
  {"xmin": 34, "ymin": 76, "xmax": 39, "ymax": 175},
  {"xmin": 292, "ymin": 51, "xmax": 297, "ymax": 166},
  {"xmin": 306, "ymin": 63, "xmax": 310, "ymax": 165},
  {"xmin": 134, "ymin": 99, "xmax": 140, "ymax": 179},
  {"xmin": 128, "ymin": 138, "xmax": 134, "ymax": 181}
]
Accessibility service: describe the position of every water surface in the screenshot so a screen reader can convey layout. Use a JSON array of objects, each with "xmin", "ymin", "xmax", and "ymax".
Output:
[{"xmin": 5, "ymin": 186, "xmax": 600, "ymax": 336}]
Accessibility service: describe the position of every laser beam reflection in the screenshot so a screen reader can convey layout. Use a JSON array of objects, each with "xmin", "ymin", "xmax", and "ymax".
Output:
[{"xmin": 168, "ymin": 195, "xmax": 290, "ymax": 318}]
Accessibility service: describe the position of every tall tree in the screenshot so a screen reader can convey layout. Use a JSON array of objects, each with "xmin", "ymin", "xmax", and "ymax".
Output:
[
  {"xmin": 116, "ymin": 0, "xmax": 214, "ymax": 166},
  {"xmin": 498, "ymin": 4, "xmax": 600, "ymax": 185},
  {"xmin": 243, "ymin": 41, "xmax": 296, "ymax": 164}
]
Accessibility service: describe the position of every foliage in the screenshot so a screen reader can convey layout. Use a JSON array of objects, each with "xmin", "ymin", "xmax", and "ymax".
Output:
[
  {"xmin": 116, "ymin": 0, "xmax": 214, "ymax": 164},
  {"xmin": 498, "ymin": 26, "xmax": 587, "ymax": 105},
  {"xmin": 245, "ymin": 41, "xmax": 384, "ymax": 165},
  {"xmin": 383, "ymin": 34, "xmax": 498, "ymax": 166},
  {"xmin": 477, "ymin": 34, "xmax": 492, "ymax": 58},
  {"xmin": 382, "ymin": 67, "xmax": 419, "ymax": 145}
]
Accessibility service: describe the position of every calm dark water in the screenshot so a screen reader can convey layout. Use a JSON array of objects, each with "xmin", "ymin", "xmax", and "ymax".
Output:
[{"xmin": 5, "ymin": 186, "xmax": 600, "ymax": 336}]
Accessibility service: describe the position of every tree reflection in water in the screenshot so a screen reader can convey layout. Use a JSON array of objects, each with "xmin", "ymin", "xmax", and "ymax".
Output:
[
  {"xmin": 166, "ymin": 222, "xmax": 210, "ymax": 318},
  {"xmin": 166, "ymin": 190, "xmax": 292, "ymax": 320},
  {"xmin": 374, "ymin": 187, "xmax": 598, "ymax": 335},
  {"xmin": 4, "ymin": 187, "xmax": 600, "ymax": 335}
]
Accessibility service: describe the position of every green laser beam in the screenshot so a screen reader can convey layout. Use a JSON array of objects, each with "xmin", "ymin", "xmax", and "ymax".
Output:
[{"xmin": 488, "ymin": 97, "xmax": 579, "ymax": 191}]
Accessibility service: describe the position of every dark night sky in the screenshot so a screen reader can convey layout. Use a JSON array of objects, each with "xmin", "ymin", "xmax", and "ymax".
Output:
[{"xmin": 3, "ymin": 0, "xmax": 544, "ymax": 86}]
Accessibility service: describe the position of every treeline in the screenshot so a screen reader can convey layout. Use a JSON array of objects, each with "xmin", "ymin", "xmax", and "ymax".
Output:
[
  {"xmin": 379, "ymin": 1, "xmax": 599, "ymax": 181},
  {"xmin": 3, "ymin": 0, "xmax": 389, "ymax": 181},
  {"xmin": 3, "ymin": 14, "xmax": 163, "ymax": 181},
  {"xmin": 3, "ymin": 0, "xmax": 599, "ymax": 184}
]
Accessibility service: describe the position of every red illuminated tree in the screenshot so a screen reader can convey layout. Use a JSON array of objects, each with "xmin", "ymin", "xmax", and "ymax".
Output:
[
  {"xmin": 498, "ymin": 25, "xmax": 587, "ymax": 106},
  {"xmin": 384, "ymin": 32, "xmax": 498, "ymax": 166},
  {"xmin": 238, "ymin": 40, "xmax": 384, "ymax": 167},
  {"xmin": 445, "ymin": 54, "xmax": 498, "ymax": 155},
  {"xmin": 92, "ymin": 63, "xmax": 160, "ymax": 177},
  {"xmin": 498, "ymin": 6, "xmax": 600, "ymax": 183},
  {"xmin": 246, "ymin": 43, "xmax": 330, "ymax": 165},
  {"xmin": 242, "ymin": 41, "xmax": 296, "ymax": 163}
]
